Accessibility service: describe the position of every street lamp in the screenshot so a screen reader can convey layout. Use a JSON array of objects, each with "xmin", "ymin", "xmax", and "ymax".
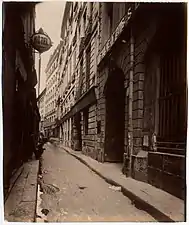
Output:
[{"xmin": 30, "ymin": 28, "xmax": 53, "ymax": 96}]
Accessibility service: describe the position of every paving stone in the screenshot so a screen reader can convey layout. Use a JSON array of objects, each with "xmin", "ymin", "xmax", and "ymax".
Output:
[
  {"xmin": 39, "ymin": 143, "xmax": 156, "ymax": 222},
  {"xmin": 60, "ymin": 144, "xmax": 185, "ymax": 222}
]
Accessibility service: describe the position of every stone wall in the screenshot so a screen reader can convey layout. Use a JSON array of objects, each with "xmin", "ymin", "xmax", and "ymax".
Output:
[
  {"xmin": 81, "ymin": 104, "xmax": 98, "ymax": 159},
  {"xmin": 96, "ymin": 67, "xmax": 107, "ymax": 162},
  {"xmin": 148, "ymin": 152, "xmax": 185, "ymax": 199},
  {"xmin": 78, "ymin": 3, "xmax": 186, "ymax": 199},
  {"xmin": 130, "ymin": 14, "xmax": 158, "ymax": 181}
]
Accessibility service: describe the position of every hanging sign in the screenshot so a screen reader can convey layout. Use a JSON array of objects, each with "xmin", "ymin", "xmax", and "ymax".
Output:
[{"xmin": 30, "ymin": 28, "xmax": 52, "ymax": 54}]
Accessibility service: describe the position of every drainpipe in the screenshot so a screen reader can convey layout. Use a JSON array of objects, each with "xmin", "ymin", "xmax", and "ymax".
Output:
[{"xmin": 128, "ymin": 31, "xmax": 134, "ymax": 177}]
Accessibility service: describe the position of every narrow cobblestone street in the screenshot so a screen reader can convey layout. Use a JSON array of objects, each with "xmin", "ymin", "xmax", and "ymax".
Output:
[{"xmin": 37, "ymin": 143, "xmax": 156, "ymax": 222}]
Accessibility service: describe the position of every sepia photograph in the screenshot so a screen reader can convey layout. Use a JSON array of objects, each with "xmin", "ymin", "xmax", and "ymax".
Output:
[{"xmin": 2, "ymin": 0, "xmax": 187, "ymax": 222}]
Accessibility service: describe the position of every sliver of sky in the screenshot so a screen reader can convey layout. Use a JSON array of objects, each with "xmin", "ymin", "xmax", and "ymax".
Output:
[{"xmin": 35, "ymin": 1, "xmax": 65, "ymax": 95}]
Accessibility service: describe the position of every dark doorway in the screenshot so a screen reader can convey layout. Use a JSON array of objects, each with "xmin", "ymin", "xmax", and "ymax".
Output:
[
  {"xmin": 104, "ymin": 66, "xmax": 125, "ymax": 162},
  {"xmin": 73, "ymin": 112, "xmax": 82, "ymax": 151}
]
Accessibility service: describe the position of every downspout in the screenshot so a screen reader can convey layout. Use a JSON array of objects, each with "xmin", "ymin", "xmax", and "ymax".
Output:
[{"xmin": 128, "ymin": 30, "xmax": 134, "ymax": 177}]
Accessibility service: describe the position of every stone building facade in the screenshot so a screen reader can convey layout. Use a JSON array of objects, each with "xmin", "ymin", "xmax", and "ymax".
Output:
[
  {"xmin": 37, "ymin": 88, "xmax": 46, "ymax": 133},
  {"xmin": 2, "ymin": 2, "xmax": 39, "ymax": 196},
  {"xmin": 58, "ymin": 2, "xmax": 99, "ymax": 151},
  {"xmin": 43, "ymin": 43, "xmax": 62, "ymax": 137},
  {"xmin": 96, "ymin": 3, "xmax": 186, "ymax": 199},
  {"xmin": 57, "ymin": 2, "xmax": 187, "ymax": 199}
]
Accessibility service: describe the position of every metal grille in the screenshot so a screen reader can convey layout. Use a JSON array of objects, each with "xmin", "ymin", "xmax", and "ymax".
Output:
[{"xmin": 158, "ymin": 52, "xmax": 186, "ymax": 154}]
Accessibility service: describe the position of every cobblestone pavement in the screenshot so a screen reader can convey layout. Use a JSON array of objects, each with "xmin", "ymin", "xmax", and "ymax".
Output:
[{"xmin": 37, "ymin": 143, "xmax": 156, "ymax": 222}]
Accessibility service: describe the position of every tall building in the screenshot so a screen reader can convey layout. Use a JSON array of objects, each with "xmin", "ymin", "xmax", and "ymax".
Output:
[
  {"xmin": 43, "ymin": 43, "xmax": 62, "ymax": 137},
  {"xmin": 58, "ymin": 2, "xmax": 99, "ymax": 150},
  {"xmin": 2, "ymin": 2, "xmax": 39, "ymax": 196},
  {"xmin": 37, "ymin": 88, "xmax": 46, "ymax": 133},
  {"xmin": 97, "ymin": 2, "xmax": 187, "ymax": 199},
  {"xmin": 57, "ymin": 2, "xmax": 187, "ymax": 199}
]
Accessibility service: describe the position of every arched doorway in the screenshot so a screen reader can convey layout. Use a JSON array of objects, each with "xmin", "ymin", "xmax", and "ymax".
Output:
[{"xmin": 104, "ymin": 65, "xmax": 125, "ymax": 162}]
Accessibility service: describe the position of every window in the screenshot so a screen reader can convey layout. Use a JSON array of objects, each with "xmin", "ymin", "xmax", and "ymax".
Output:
[
  {"xmin": 83, "ymin": 108, "xmax": 89, "ymax": 135},
  {"xmin": 78, "ymin": 25, "xmax": 81, "ymax": 39},
  {"xmin": 70, "ymin": 56, "xmax": 72, "ymax": 79},
  {"xmin": 73, "ymin": 49, "xmax": 76, "ymax": 71},
  {"xmin": 106, "ymin": 3, "xmax": 113, "ymax": 33},
  {"xmin": 80, "ymin": 57, "xmax": 84, "ymax": 76},
  {"xmin": 91, "ymin": 2, "xmax": 93, "ymax": 14},
  {"xmin": 97, "ymin": 121, "xmax": 101, "ymax": 134},
  {"xmin": 83, "ymin": 9, "xmax": 87, "ymax": 31},
  {"xmin": 74, "ymin": 2, "xmax": 78, "ymax": 12},
  {"xmin": 86, "ymin": 44, "xmax": 91, "ymax": 89}
]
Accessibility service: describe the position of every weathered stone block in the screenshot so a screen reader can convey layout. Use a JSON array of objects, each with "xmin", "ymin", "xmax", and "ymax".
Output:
[
  {"xmin": 133, "ymin": 146, "xmax": 142, "ymax": 155},
  {"xmin": 133, "ymin": 137, "xmax": 143, "ymax": 147},
  {"xmin": 134, "ymin": 72, "xmax": 144, "ymax": 81},
  {"xmin": 88, "ymin": 122, "xmax": 96, "ymax": 129},
  {"xmin": 133, "ymin": 109, "xmax": 144, "ymax": 120},
  {"xmin": 83, "ymin": 134, "xmax": 96, "ymax": 141},
  {"xmin": 162, "ymin": 172, "xmax": 185, "ymax": 200},
  {"xmin": 133, "ymin": 90, "xmax": 144, "ymax": 101},
  {"xmin": 132, "ymin": 150, "xmax": 148, "ymax": 182},
  {"xmin": 87, "ymin": 128, "xmax": 96, "ymax": 135},
  {"xmin": 133, "ymin": 129, "xmax": 143, "ymax": 138},
  {"xmin": 134, "ymin": 62, "xmax": 145, "ymax": 74},
  {"xmin": 133, "ymin": 80, "xmax": 144, "ymax": 92},
  {"xmin": 88, "ymin": 116, "xmax": 96, "ymax": 123},
  {"xmin": 133, "ymin": 118, "xmax": 143, "ymax": 129},
  {"xmin": 133, "ymin": 99, "xmax": 144, "ymax": 111},
  {"xmin": 163, "ymin": 155, "xmax": 185, "ymax": 178},
  {"xmin": 148, "ymin": 166, "xmax": 163, "ymax": 189},
  {"xmin": 148, "ymin": 152, "xmax": 163, "ymax": 170}
]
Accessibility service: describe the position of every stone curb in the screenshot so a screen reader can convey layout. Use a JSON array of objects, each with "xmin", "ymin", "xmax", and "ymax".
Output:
[
  {"xmin": 62, "ymin": 147, "xmax": 176, "ymax": 222},
  {"xmin": 4, "ymin": 165, "xmax": 24, "ymax": 203},
  {"xmin": 34, "ymin": 160, "xmax": 40, "ymax": 222}
]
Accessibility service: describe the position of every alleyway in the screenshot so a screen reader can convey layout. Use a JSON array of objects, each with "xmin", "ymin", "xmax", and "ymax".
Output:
[{"xmin": 37, "ymin": 143, "xmax": 156, "ymax": 222}]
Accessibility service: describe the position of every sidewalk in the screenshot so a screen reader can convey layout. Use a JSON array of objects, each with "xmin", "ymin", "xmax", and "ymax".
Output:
[
  {"xmin": 4, "ymin": 159, "xmax": 39, "ymax": 222},
  {"xmin": 59, "ymin": 144, "xmax": 185, "ymax": 222}
]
